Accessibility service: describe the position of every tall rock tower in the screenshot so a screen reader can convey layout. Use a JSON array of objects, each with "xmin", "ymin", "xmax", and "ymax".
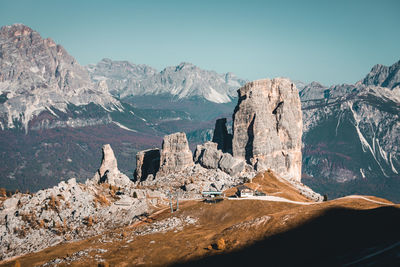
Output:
[{"xmin": 232, "ymin": 78, "xmax": 303, "ymax": 181}]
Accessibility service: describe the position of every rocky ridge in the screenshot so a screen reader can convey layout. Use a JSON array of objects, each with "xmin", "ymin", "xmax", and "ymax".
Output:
[
  {"xmin": 0, "ymin": 24, "xmax": 121, "ymax": 132},
  {"xmin": 134, "ymin": 78, "xmax": 321, "ymax": 201},
  {"xmin": 87, "ymin": 59, "xmax": 247, "ymax": 103},
  {"xmin": 300, "ymin": 60, "xmax": 400, "ymax": 200},
  {"xmin": 0, "ymin": 145, "xmax": 155, "ymax": 260}
]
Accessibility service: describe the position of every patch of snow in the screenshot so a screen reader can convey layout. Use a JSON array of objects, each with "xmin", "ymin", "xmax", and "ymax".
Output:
[
  {"xmin": 205, "ymin": 87, "xmax": 231, "ymax": 103},
  {"xmin": 389, "ymin": 154, "xmax": 398, "ymax": 174},
  {"xmin": 112, "ymin": 121, "xmax": 137, "ymax": 132},
  {"xmin": 376, "ymin": 139, "xmax": 388, "ymax": 163},
  {"xmin": 92, "ymin": 75, "xmax": 108, "ymax": 81},
  {"xmin": 360, "ymin": 168, "xmax": 366, "ymax": 178},
  {"xmin": 348, "ymin": 102, "xmax": 388, "ymax": 177},
  {"xmin": 46, "ymin": 107, "xmax": 59, "ymax": 118}
]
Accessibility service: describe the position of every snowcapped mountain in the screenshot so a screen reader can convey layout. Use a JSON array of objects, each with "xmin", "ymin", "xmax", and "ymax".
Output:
[
  {"xmin": 0, "ymin": 24, "xmax": 122, "ymax": 132},
  {"xmin": 87, "ymin": 59, "xmax": 247, "ymax": 103},
  {"xmin": 301, "ymin": 60, "xmax": 400, "ymax": 201}
]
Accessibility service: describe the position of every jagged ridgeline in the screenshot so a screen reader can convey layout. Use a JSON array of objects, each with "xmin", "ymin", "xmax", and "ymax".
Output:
[{"xmin": 0, "ymin": 24, "xmax": 243, "ymax": 192}]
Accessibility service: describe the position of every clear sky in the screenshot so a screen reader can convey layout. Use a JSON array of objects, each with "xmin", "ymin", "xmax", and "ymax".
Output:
[{"xmin": 0, "ymin": 0, "xmax": 399, "ymax": 85}]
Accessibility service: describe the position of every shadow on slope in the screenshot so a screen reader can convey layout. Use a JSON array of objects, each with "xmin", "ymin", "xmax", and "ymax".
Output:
[{"xmin": 175, "ymin": 205, "xmax": 400, "ymax": 267}]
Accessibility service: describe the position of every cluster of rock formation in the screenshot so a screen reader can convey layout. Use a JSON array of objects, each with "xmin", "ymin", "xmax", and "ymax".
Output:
[
  {"xmin": 135, "ymin": 78, "xmax": 303, "ymax": 184},
  {"xmin": 0, "ymin": 77, "xmax": 320, "ymax": 261},
  {"xmin": 0, "ymin": 145, "xmax": 152, "ymax": 260}
]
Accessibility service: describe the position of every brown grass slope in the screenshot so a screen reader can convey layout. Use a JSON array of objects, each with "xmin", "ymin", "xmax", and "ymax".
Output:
[{"xmin": 1, "ymin": 172, "xmax": 399, "ymax": 266}]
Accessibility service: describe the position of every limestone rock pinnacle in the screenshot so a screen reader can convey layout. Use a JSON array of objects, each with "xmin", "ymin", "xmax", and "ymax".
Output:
[
  {"xmin": 232, "ymin": 78, "xmax": 303, "ymax": 181},
  {"xmin": 158, "ymin": 132, "xmax": 194, "ymax": 175},
  {"xmin": 94, "ymin": 144, "xmax": 131, "ymax": 187}
]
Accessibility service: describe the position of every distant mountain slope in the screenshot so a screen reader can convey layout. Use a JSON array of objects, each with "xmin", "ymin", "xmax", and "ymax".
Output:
[
  {"xmin": 0, "ymin": 24, "xmax": 121, "ymax": 132},
  {"xmin": 87, "ymin": 59, "xmax": 247, "ymax": 103},
  {"xmin": 300, "ymin": 60, "xmax": 400, "ymax": 201},
  {"xmin": 361, "ymin": 60, "xmax": 400, "ymax": 89}
]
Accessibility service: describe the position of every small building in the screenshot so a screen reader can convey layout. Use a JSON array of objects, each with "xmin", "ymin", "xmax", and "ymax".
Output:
[
  {"xmin": 254, "ymin": 190, "xmax": 266, "ymax": 196},
  {"xmin": 202, "ymin": 191, "xmax": 225, "ymax": 203},
  {"xmin": 237, "ymin": 185, "xmax": 254, "ymax": 197},
  {"xmin": 202, "ymin": 191, "xmax": 224, "ymax": 198}
]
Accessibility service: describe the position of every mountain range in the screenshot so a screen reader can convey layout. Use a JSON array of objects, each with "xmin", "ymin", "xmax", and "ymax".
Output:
[{"xmin": 0, "ymin": 24, "xmax": 399, "ymax": 201}]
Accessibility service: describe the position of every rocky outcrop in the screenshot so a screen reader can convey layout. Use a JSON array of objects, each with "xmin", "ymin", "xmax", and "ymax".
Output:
[
  {"xmin": 135, "ymin": 148, "xmax": 160, "ymax": 182},
  {"xmin": 0, "ymin": 24, "xmax": 120, "ymax": 131},
  {"xmin": 194, "ymin": 142, "xmax": 223, "ymax": 169},
  {"xmin": 93, "ymin": 144, "xmax": 131, "ymax": 187},
  {"xmin": 194, "ymin": 141, "xmax": 245, "ymax": 176},
  {"xmin": 87, "ymin": 59, "xmax": 247, "ymax": 103},
  {"xmin": 212, "ymin": 118, "xmax": 232, "ymax": 153},
  {"xmin": 232, "ymin": 78, "xmax": 303, "ymax": 181},
  {"xmin": 158, "ymin": 132, "xmax": 194, "ymax": 175},
  {"xmin": 218, "ymin": 153, "xmax": 246, "ymax": 176},
  {"xmin": 361, "ymin": 59, "xmax": 400, "ymax": 89}
]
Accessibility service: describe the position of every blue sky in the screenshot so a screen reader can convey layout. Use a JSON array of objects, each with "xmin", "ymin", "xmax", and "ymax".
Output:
[{"xmin": 0, "ymin": 0, "xmax": 399, "ymax": 85}]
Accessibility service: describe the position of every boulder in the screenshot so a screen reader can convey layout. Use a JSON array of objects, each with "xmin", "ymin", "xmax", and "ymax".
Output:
[
  {"xmin": 212, "ymin": 118, "xmax": 232, "ymax": 153},
  {"xmin": 193, "ymin": 141, "xmax": 223, "ymax": 169},
  {"xmin": 158, "ymin": 132, "xmax": 194, "ymax": 174},
  {"xmin": 232, "ymin": 78, "xmax": 303, "ymax": 181},
  {"xmin": 218, "ymin": 153, "xmax": 245, "ymax": 176},
  {"xmin": 135, "ymin": 148, "xmax": 160, "ymax": 182}
]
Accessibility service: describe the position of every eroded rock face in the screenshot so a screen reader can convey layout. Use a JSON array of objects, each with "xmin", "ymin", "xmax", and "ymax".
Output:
[
  {"xmin": 218, "ymin": 153, "xmax": 245, "ymax": 176},
  {"xmin": 194, "ymin": 141, "xmax": 223, "ymax": 169},
  {"xmin": 93, "ymin": 144, "xmax": 131, "ymax": 187},
  {"xmin": 135, "ymin": 148, "xmax": 160, "ymax": 182},
  {"xmin": 212, "ymin": 118, "xmax": 232, "ymax": 153},
  {"xmin": 158, "ymin": 132, "xmax": 194, "ymax": 175},
  {"xmin": 232, "ymin": 78, "xmax": 303, "ymax": 181}
]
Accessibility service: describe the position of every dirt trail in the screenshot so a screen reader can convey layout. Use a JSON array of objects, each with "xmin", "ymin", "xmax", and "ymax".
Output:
[{"xmin": 229, "ymin": 194, "xmax": 395, "ymax": 206}]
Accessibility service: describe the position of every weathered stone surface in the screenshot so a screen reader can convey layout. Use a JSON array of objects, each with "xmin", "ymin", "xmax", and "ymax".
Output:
[
  {"xmin": 94, "ymin": 144, "xmax": 131, "ymax": 187},
  {"xmin": 218, "ymin": 153, "xmax": 245, "ymax": 176},
  {"xmin": 0, "ymin": 175, "xmax": 150, "ymax": 260},
  {"xmin": 212, "ymin": 118, "xmax": 232, "ymax": 153},
  {"xmin": 0, "ymin": 24, "xmax": 120, "ymax": 131},
  {"xmin": 232, "ymin": 78, "xmax": 303, "ymax": 181},
  {"xmin": 135, "ymin": 148, "xmax": 160, "ymax": 182},
  {"xmin": 158, "ymin": 132, "xmax": 194, "ymax": 174},
  {"xmin": 193, "ymin": 141, "xmax": 223, "ymax": 169}
]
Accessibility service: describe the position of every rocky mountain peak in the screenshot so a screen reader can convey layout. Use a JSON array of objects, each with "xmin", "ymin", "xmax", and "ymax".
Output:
[
  {"xmin": 87, "ymin": 59, "xmax": 247, "ymax": 103},
  {"xmin": 0, "ymin": 24, "xmax": 120, "ymax": 131},
  {"xmin": 361, "ymin": 59, "xmax": 400, "ymax": 89},
  {"xmin": 299, "ymin": 81, "xmax": 328, "ymax": 101},
  {"xmin": 174, "ymin": 62, "xmax": 197, "ymax": 71}
]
